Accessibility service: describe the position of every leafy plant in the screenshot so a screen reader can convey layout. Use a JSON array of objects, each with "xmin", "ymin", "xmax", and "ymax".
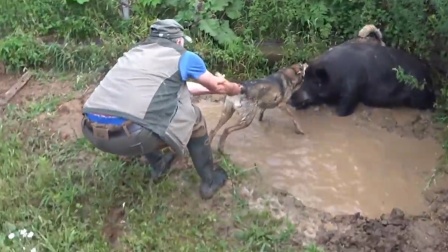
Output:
[
  {"xmin": 138, "ymin": 0, "xmax": 245, "ymax": 45},
  {"xmin": 0, "ymin": 31, "xmax": 46, "ymax": 71},
  {"xmin": 392, "ymin": 66, "xmax": 426, "ymax": 90}
]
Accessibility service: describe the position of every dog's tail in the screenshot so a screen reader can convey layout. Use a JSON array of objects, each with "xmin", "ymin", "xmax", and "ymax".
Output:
[{"xmin": 358, "ymin": 24, "xmax": 383, "ymax": 41}]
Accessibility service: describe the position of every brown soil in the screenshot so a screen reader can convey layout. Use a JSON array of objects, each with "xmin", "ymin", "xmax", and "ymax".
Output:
[
  {"xmin": 102, "ymin": 204, "xmax": 128, "ymax": 250},
  {"xmin": 241, "ymin": 185, "xmax": 448, "ymax": 252},
  {"xmin": 351, "ymin": 105, "xmax": 442, "ymax": 141},
  {"xmin": 2, "ymin": 74, "xmax": 448, "ymax": 251},
  {"xmin": 1, "ymin": 73, "xmax": 73, "ymax": 106},
  {"xmin": 0, "ymin": 71, "xmax": 92, "ymax": 139},
  {"xmin": 50, "ymin": 98, "xmax": 85, "ymax": 140},
  {"xmin": 315, "ymin": 189, "xmax": 448, "ymax": 251}
]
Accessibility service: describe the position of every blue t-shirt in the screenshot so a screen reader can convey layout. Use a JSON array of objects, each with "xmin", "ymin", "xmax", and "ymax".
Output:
[
  {"xmin": 179, "ymin": 51, "xmax": 207, "ymax": 81},
  {"xmin": 86, "ymin": 51, "xmax": 207, "ymax": 125}
]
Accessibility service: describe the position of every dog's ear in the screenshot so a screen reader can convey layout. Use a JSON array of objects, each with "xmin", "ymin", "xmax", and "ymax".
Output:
[
  {"xmin": 291, "ymin": 63, "xmax": 309, "ymax": 76},
  {"xmin": 281, "ymin": 67, "xmax": 295, "ymax": 80},
  {"xmin": 283, "ymin": 63, "xmax": 304, "ymax": 80},
  {"xmin": 290, "ymin": 64, "xmax": 303, "ymax": 75},
  {"xmin": 303, "ymin": 63, "xmax": 309, "ymax": 72},
  {"xmin": 314, "ymin": 67, "xmax": 329, "ymax": 85}
]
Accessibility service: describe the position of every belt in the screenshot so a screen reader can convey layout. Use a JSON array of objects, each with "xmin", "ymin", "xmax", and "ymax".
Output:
[
  {"xmin": 83, "ymin": 116, "xmax": 140, "ymax": 140},
  {"xmin": 83, "ymin": 116, "xmax": 172, "ymax": 153}
]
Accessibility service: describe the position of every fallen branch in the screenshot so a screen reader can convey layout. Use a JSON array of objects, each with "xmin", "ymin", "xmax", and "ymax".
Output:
[{"xmin": 0, "ymin": 71, "xmax": 33, "ymax": 106}]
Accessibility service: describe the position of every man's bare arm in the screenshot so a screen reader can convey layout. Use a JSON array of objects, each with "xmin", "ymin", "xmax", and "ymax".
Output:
[
  {"xmin": 193, "ymin": 70, "xmax": 241, "ymax": 95},
  {"xmin": 186, "ymin": 81, "xmax": 213, "ymax": 96}
]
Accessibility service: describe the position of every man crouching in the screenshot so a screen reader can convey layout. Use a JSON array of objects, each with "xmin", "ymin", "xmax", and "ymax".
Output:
[{"xmin": 81, "ymin": 19, "xmax": 242, "ymax": 200}]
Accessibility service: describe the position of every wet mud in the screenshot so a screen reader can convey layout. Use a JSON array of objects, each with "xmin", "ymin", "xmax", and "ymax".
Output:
[
  {"xmin": 200, "ymin": 93, "xmax": 448, "ymax": 250},
  {"xmin": 198, "ymin": 96, "xmax": 445, "ymax": 218},
  {"xmin": 239, "ymin": 183, "xmax": 448, "ymax": 251},
  {"xmin": 315, "ymin": 189, "xmax": 448, "ymax": 251}
]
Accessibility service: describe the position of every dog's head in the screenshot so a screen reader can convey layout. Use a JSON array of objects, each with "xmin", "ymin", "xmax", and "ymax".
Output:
[{"xmin": 279, "ymin": 63, "xmax": 308, "ymax": 89}]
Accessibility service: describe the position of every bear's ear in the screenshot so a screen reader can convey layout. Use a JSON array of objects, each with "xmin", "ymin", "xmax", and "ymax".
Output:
[{"xmin": 314, "ymin": 67, "xmax": 329, "ymax": 85}]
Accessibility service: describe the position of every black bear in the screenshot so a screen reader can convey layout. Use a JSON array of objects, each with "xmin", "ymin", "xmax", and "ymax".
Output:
[{"xmin": 290, "ymin": 42, "xmax": 436, "ymax": 116}]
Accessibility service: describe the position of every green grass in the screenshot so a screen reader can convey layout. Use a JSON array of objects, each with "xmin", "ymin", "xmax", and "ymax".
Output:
[{"xmin": 0, "ymin": 75, "xmax": 324, "ymax": 251}]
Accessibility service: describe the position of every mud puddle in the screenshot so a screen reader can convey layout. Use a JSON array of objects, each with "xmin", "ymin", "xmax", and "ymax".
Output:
[{"xmin": 198, "ymin": 99, "xmax": 445, "ymax": 218}]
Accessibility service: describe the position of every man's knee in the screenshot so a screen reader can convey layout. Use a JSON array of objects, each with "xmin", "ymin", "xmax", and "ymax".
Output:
[{"xmin": 191, "ymin": 105, "xmax": 208, "ymax": 138}]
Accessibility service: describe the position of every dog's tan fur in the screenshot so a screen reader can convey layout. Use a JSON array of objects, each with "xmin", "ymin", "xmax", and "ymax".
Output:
[
  {"xmin": 352, "ymin": 24, "xmax": 385, "ymax": 46},
  {"xmin": 328, "ymin": 24, "xmax": 386, "ymax": 53},
  {"xmin": 209, "ymin": 63, "xmax": 308, "ymax": 153}
]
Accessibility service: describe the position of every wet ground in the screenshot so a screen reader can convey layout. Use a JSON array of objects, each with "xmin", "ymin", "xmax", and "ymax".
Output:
[
  {"xmin": 198, "ymin": 97, "xmax": 446, "ymax": 218},
  {"xmin": 2, "ymin": 74, "xmax": 448, "ymax": 251},
  {"xmin": 240, "ymin": 184, "xmax": 448, "ymax": 251}
]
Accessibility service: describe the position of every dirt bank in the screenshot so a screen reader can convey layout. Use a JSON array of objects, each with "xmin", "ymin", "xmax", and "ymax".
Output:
[
  {"xmin": 238, "ymin": 182, "xmax": 448, "ymax": 251},
  {"xmin": 316, "ymin": 189, "xmax": 448, "ymax": 251}
]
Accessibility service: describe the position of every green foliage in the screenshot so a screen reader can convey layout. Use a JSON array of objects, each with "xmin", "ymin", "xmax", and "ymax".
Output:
[
  {"xmin": 137, "ymin": 0, "xmax": 245, "ymax": 45},
  {"xmin": 393, "ymin": 66, "xmax": 426, "ymax": 91},
  {"xmin": 74, "ymin": 0, "xmax": 91, "ymax": 4},
  {"xmin": 234, "ymin": 211, "xmax": 296, "ymax": 251},
  {"xmin": 0, "ymin": 35, "xmax": 129, "ymax": 72},
  {"xmin": 0, "ymin": 30, "xmax": 46, "ymax": 70},
  {"xmin": 0, "ymin": 0, "xmax": 448, "ymax": 82}
]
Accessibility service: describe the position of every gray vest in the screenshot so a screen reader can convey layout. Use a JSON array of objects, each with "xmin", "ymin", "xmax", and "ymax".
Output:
[{"xmin": 83, "ymin": 38, "xmax": 197, "ymax": 155}]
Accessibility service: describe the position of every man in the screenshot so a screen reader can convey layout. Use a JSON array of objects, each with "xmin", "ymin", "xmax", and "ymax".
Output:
[{"xmin": 81, "ymin": 19, "xmax": 242, "ymax": 200}]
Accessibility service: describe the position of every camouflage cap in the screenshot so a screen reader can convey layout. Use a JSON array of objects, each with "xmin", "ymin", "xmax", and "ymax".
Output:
[{"xmin": 149, "ymin": 19, "xmax": 193, "ymax": 43}]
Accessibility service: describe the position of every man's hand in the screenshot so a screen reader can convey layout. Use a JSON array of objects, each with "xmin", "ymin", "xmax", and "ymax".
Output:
[
  {"xmin": 195, "ymin": 71, "xmax": 242, "ymax": 96},
  {"xmin": 215, "ymin": 72, "xmax": 242, "ymax": 96},
  {"xmin": 219, "ymin": 80, "xmax": 242, "ymax": 96}
]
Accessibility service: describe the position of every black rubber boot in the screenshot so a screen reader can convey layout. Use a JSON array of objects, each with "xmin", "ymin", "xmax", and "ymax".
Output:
[
  {"xmin": 145, "ymin": 150, "xmax": 176, "ymax": 184},
  {"xmin": 187, "ymin": 134, "xmax": 228, "ymax": 200}
]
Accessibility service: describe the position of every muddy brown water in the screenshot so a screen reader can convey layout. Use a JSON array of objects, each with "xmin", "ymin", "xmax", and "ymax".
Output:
[{"xmin": 198, "ymin": 99, "xmax": 444, "ymax": 218}]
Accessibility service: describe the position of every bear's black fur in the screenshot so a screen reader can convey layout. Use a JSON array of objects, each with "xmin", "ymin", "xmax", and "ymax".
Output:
[{"xmin": 290, "ymin": 43, "xmax": 436, "ymax": 116}]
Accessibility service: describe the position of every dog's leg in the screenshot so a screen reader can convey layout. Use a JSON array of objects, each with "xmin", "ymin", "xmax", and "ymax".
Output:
[
  {"xmin": 218, "ymin": 106, "xmax": 257, "ymax": 153},
  {"xmin": 278, "ymin": 102, "xmax": 305, "ymax": 135},
  {"xmin": 258, "ymin": 108, "xmax": 266, "ymax": 122},
  {"xmin": 209, "ymin": 98, "xmax": 236, "ymax": 145}
]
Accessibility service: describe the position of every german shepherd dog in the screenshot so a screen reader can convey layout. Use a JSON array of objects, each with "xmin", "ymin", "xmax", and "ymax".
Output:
[{"xmin": 209, "ymin": 63, "xmax": 308, "ymax": 153}]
